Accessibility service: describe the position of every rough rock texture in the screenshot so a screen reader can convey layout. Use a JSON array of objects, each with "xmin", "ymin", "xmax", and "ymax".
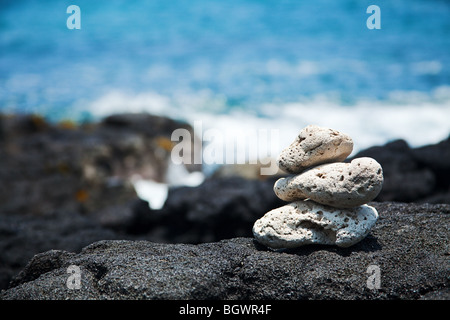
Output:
[
  {"xmin": 252, "ymin": 201, "xmax": 379, "ymax": 248},
  {"xmin": 0, "ymin": 210, "xmax": 123, "ymax": 290},
  {"xmin": 277, "ymin": 125, "xmax": 353, "ymax": 174},
  {"xmin": 0, "ymin": 114, "xmax": 448, "ymax": 299},
  {"xmin": 0, "ymin": 176, "xmax": 285, "ymax": 290},
  {"xmin": 274, "ymin": 158, "xmax": 383, "ymax": 208},
  {"xmin": 2, "ymin": 202, "xmax": 448, "ymax": 300}
]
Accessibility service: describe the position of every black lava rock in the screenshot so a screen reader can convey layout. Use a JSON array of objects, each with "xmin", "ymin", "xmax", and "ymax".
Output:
[
  {"xmin": 2, "ymin": 202, "xmax": 448, "ymax": 300},
  {"xmin": 351, "ymin": 137, "xmax": 450, "ymax": 203},
  {"xmin": 127, "ymin": 176, "xmax": 285, "ymax": 243}
]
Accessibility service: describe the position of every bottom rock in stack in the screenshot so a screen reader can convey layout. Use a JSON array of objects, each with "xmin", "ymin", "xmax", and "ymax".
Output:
[{"xmin": 252, "ymin": 200, "xmax": 378, "ymax": 249}]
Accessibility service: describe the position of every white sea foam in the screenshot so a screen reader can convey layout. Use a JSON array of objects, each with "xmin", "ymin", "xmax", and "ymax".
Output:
[
  {"xmin": 85, "ymin": 86, "xmax": 450, "ymax": 168},
  {"xmin": 131, "ymin": 162, "xmax": 205, "ymax": 209}
]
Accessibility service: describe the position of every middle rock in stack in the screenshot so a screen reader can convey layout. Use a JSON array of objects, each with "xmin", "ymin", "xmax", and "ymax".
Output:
[{"xmin": 253, "ymin": 125, "xmax": 384, "ymax": 249}]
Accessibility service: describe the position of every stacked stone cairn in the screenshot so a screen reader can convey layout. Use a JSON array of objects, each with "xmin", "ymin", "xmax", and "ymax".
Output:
[{"xmin": 253, "ymin": 125, "xmax": 384, "ymax": 249}]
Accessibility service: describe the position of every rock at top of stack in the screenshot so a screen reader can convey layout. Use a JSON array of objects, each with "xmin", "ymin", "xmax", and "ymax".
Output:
[
  {"xmin": 277, "ymin": 125, "xmax": 354, "ymax": 174},
  {"xmin": 253, "ymin": 125, "xmax": 384, "ymax": 249}
]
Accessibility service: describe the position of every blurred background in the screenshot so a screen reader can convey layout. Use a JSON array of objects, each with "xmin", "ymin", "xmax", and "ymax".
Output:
[
  {"xmin": 0, "ymin": 0, "xmax": 449, "ymax": 153},
  {"xmin": 1, "ymin": 0, "xmax": 450, "ymax": 290}
]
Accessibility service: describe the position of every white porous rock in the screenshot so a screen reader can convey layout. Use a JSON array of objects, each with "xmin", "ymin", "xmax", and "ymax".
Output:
[
  {"xmin": 252, "ymin": 200, "xmax": 379, "ymax": 249},
  {"xmin": 277, "ymin": 125, "xmax": 353, "ymax": 174},
  {"xmin": 274, "ymin": 157, "xmax": 383, "ymax": 208}
]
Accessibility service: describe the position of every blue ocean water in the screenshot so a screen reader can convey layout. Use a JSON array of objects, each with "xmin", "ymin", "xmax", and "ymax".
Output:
[{"xmin": 1, "ymin": 0, "xmax": 449, "ymax": 153}]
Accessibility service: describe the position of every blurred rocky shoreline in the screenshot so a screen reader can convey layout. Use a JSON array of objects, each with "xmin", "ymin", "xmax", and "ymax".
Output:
[{"xmin": 0, "ymin": 112, "xmax": 449, "ymax": 297}]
